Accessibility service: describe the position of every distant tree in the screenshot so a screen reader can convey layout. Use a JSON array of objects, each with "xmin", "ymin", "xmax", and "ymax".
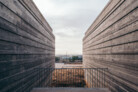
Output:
[
  {"xmin": 55, "ymin": 57, "xmax": 60, "ymax": 62},
  {"xmin": 72, "ymin": 56, "xmax": 79, "ymax": 62}
]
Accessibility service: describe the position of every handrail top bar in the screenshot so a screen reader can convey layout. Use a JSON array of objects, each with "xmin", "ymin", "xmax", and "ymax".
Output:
[{"xmin": 34, "ymin": 68, "xmax": 108, "ymax": 69}]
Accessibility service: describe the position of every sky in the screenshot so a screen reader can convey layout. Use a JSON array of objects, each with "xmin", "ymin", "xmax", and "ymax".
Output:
[{"xmin": 33, "ymin": 0, "xmax": 109, "ymax": 55}]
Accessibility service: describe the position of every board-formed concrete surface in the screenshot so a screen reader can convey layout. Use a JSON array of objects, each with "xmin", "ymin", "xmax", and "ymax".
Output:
[
  {"xmin": 83, "ymin": 0, "xmax": 138, "ymax": 92},
  {"xmin": 31, "ymin": 88, "xmax": 110, "ymax": 92},
  {"xmin": 0, "ymin": 0, "xmax": 55, "ymax": 92}
]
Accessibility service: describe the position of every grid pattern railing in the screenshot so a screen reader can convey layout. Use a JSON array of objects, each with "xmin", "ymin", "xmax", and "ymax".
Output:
[{"xmin": 36, "ymin": 68, "xmax": 108, "ymax": 88}]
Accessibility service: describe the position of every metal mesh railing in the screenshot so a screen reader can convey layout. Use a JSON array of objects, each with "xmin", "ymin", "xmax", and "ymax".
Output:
[{"xmin": 36, "ymin": 68, "xmax": 108, "ymax": 88}]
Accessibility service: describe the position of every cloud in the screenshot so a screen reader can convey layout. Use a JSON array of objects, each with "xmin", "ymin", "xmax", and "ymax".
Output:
[{"xmin": 33, "ymin": 0, "xmax": 109, "ymax": 55}]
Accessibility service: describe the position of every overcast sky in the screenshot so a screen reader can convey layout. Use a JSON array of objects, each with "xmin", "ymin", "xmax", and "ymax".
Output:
[{"xmin": 33, "ymin": 0, "xmax": 109, "ymax": 55}]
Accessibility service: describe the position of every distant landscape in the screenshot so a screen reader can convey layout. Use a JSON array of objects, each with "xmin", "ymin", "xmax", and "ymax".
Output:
[{"xmin": 55, "ymin": 55, "xmax": 82, "ymax": 64}]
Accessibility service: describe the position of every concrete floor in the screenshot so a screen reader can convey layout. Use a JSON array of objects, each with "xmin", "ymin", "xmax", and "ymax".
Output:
[
  {"xmin": 55, "ymin": 63, "xmax": 83, "ymax": 68},
  {"xmin": 31, "ymin": 88, "xmax": 110, "ymax": 92}
]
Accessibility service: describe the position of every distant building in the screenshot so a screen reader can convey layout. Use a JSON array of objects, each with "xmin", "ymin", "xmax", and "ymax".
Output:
[{"xmin": 56, "ymin": 55, "xmax": 82, "ymax": 63}]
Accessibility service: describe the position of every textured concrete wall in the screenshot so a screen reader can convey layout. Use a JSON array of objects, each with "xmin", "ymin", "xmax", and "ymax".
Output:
[
  {"xmin": 0, "ymin": 0, "xmax": 55, "ymax": 92},
  {"xmin": 83, "ymin": 0, "xmax": 138, "ymax": 92}
]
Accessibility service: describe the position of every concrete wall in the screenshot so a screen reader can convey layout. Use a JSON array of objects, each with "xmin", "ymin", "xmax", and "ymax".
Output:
[
  {"xmin": 83, "ymin": 0, "xmax": 138, "ymax": 92},
  {"xmin": 0, "ymin": 0, "xmax": 55, "ymax": 92}
]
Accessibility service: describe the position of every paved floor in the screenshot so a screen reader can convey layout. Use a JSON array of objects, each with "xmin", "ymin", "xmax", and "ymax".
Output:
[
  {"xmin": 55, "ymin": 63, "xmax": 83, "ymax": 68},
  {"xmin": 63, "ymin": 64, "xmax": 83, "ymax": 68},
  {"xmin": 31, "ymin": 88, "xmax": 110, "ymax": 92}
]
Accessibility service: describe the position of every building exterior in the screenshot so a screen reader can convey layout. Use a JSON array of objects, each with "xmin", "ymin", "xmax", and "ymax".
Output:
[
  {"xmin": 83, "ymin": 0, "xmax": 138, "ymax": 92},
  {"xmin": 0, "ymin": 0, "xmax": 55, "ymax": 92}
]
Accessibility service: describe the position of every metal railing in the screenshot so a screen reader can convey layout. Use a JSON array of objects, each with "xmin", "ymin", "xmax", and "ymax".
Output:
[{"xmin": 36, "ymin": 68, "xmax": 108, "ymax": 88}]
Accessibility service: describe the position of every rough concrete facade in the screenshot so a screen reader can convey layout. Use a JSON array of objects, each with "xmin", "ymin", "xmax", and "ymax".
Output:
[
  {"xmin": 0, "ymin": 0, "xmax": 55, "ymax": 92},
  {"xmin": 83, "ymin": 0, "xmax": 138, "ymax": 92}
]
